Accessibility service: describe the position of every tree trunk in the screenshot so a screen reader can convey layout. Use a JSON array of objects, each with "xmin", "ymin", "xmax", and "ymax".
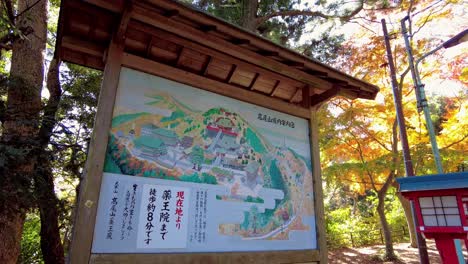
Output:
[
  {"xmin": 396, "ymin": 192, "xmax": 417, "ymax": 247},
  {"xmin": 34, "ymin": 58, "xmax": 65, "ymax": 264},
  {"xmin": 240, "ymin": 0, "xmax": 258, "ymax": 32},
  {"xmin": 36, "ymin": 156, "xmax": 65, "ymax": 264},
  {"xmin": 377, "ymin": 190, "xmax": 397, "ymax": 260},
  {"xmin": 0, "ymin": 205, "xmax": 25, "ymax": 264},
  {"xmin": 377, "ymin": 118, "xmax": 398, "ymax": 261},
  {"xmin": 0, "ymin": 0, "xmax": 47, "ymax": 263}
]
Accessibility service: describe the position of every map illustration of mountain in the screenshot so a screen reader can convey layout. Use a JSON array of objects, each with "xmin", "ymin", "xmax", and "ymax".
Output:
[{"xmin": 104, "ymin": 72, "xmax": 315, "ymax": 241}]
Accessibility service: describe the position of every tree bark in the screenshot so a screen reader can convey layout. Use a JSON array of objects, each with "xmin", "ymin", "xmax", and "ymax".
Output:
[
  {"xmin": 35, "ymin": 156, "xmax": 65, "ymax": 264},
  {"xmin": 0, "ymin": 206, "xmax": 25, "ymax": 264},
  {"xmin": 34, "ymin": 58, "xmax": 65, "ymax": 264},
  {"xmin": 0, "ymin": 0, "xmax": 47, "ymax": 263},
  {"xmin": 240, "ymin": 0, "xmax": 258, "ymax": 32},
  {"xmin": 377, "ymin": 187, "xmax": 397, "ymax": 260},
  {"xmin": 396, "ymin": 191, "xmax": 418, "ymax": 247},
  {"xmin": 373, "ymin": 119, "xmax": 398, "ymax": 261}
]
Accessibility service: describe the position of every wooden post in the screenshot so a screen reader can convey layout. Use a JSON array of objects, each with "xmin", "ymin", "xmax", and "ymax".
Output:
[
  {"xmin": 68, "ymin": 40, "xmax": 124, "ymax": 264},
  {"xmin": 350, "ymin": 233, "xmax": 355, "ymax": 248},
  {"xmin": 379, "ymin": 229, "xmax": 384, "ymax": 244},
  {"xmin": 310, "ymin": 107, "xmax": 327, "ymax": 264}
]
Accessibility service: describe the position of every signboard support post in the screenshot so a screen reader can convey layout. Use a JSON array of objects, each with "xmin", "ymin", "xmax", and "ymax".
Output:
[
  {"xmin": 55, "ymin": 1, "xmax": 379, "ymax": 262},
  {"xmin": 69, "ymin": 40, "xmax": 125, "ymax": 264},
  {"xmin": 310, "ymin": 107, "xmax": 328, "ymax": 264}
]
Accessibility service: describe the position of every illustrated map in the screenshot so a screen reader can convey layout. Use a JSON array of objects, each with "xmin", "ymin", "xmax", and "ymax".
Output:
[{"xmin": 102, "ymin": 68, "xmax": 316, "ymax": 246}]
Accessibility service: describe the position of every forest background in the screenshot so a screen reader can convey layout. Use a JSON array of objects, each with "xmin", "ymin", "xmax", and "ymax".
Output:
[{"xmin": 0, "ymin": 0, "xmax": 466, "ymax": 263}]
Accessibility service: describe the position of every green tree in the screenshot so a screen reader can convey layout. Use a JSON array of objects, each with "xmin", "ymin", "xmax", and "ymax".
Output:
[
  {"xmin": 191, "ymin": 146, "xmax": 205, "ymax": 170},
  {"xmin": 18, "ymin": 213, "xmax": 43, "ymax": 264},
  {"xmin": 0, "ymin": 1, "xmax": 48, "ymax": 263},
  {"xmin": 191, "ymin": 0, "xmax": 397, "ymax": 63}
]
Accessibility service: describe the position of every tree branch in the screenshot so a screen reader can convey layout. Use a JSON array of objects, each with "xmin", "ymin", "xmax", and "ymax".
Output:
[
  {"xmin": 14, "ymin": 0, "xmax": 45, "ymax": 20},
  {"xmin": 254, "ymin": 1, "xmax": 364, "ymax": 28},
  {"xmin": 0, "ymin": 26, "xmax": 34, "ymax": 51},
  {"xmin": 441, "ymin": 134, "xmax": 468, "ymax": 150},
  {"xmin": 38, "ymin": 58, "xmax": 62, "ymax": 148}
]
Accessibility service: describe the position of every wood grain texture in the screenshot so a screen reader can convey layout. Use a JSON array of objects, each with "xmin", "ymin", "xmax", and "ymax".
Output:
[
  {"xmin": 90, "ymin": 250, "xmax": 320, "ymax": 264},
  {"xmin": 145, "ymin": 0, "xmax": 378, "ymax": 94},
  {"xmin": 310, "ymin": 108, "xmax": 328, "ymax": 264},
  {"xmin": 121, "ymin": 53, "xmax": 310, "ymax": 119},
  {"xmin": 68, "ymin": 41, "xmax": 124, "ymax": 264},
  {"xmin": 127, "ymin": 21, "xmax": 307, "ymax": 91},
  {"xmin": 131, "ymin": 3, "xmax": 332, "ymax": 91}
]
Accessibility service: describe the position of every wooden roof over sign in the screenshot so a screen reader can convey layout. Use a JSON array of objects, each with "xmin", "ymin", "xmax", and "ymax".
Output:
[{"xmin": 55, "ymin": 0, "xmax": 379, "ymax": 112}]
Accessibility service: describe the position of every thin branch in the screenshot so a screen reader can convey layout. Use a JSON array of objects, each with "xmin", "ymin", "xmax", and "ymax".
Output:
[
  {"xmin": 339, "ymin": 178, "xmax": 384, "ymax": 186},
  {"xmin": 255, "ymin": 1, "xmax": 364, "ymax": 27},
  {"xmin": 347, "ymin": 129, "xmax": 378, "ymax": 191},
  {"xmin": 15, "ymin": 0, "xmax": 44, "ymax": 19},
  {"xmin": 348, "ymin": 20, "xmax": 377, "ymax": 34},
  {"xmin": 441, "ymin": 134, "xmax": 468, "ymax": 150},
  {"xmin": 410, "ymin": 0, "xmax": 444, "ymax": 18},
  {"xmin": 412, "ymin": 8, "xmax": 435, "ymax": 37}
]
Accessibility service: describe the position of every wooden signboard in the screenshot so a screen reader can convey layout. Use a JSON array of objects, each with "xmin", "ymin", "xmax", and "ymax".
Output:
[
  {"xmin": 72, "ymin": 57, "xmax": 325, "ymax": 263},
  {"xmin": 57, "ymin": 1, "xmax": 379, "ymax": 263}
]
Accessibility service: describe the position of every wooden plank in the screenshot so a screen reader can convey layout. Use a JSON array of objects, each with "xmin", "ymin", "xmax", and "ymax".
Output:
[
  {"xmin": 114, "ymin": 1, "xmax": 134, "ymax": 44},
  {"xmin": 151, "ymin": 35, "xmax": 180, "ymax": 53},
  {"xmin": 230, "ymin": 68, "xmax": 256, "ymax": 87},
  {"xmin": 305, "ymin": 69, "xmax": 328, "ymax": 77},
  {"xmin": 310, "ymin": 87, "xmax": 341, "ymax": 107},
  {"xmin": 273, "ymin": 83, "xmax": 296, "ymax": 100},
  {"xmin": 122, "ymin": 53, "xmax": 310, "ymax": 119},
  {"xmin": 204, "ymin": 58, "xmax": 231, "ymax": 81},
  {"xmin": 289, "ymin": 88, "xmax": 300, "ymax": 103},
  {"xmin": 310, "ymin": 108, "xmax": 328, "ymax": 264},
  {"xmin": 226, "ymin": 65, "xmax": 237, "ymax": 83},
  {"xmin": 200, "ymin": 24, "xmax": 217, "ymax": 32},
  {"xmin": 131, "ymin": 4, "xmax": 332, "ymax": 91},
  {"xmin": 145, "ymin": 0, "xmax": 379, "ymax": 94},
  {"xmin": 163, "ymin": 9, "xmax": 179, "ymax": 18},
  {"xmin": 269, "ymin": 80, "xmax": 280, "ymax": 97},
  {"xmin": 61, "ymin": 36, "xmax": 105, "ymax": 57},
  {"xmin": 252, "ymin": 75, "xmax": 278, "ymax": 93},
  {"xmin": 61, "ymin": 48, "xmax": 104, "ymax": 70},
  {"xmin": 175, "ymin": 47, "xmax": 185, "ymax": 66},
  {"xmin": 284, "ymin": 60, "xmax": 305, "ymax": 68},
  {"xmin": 145, "ymin": 36, "xmax": 154, "ymax": 57},
  {"xmin": 143, "ymin": 45, "xmax": 179, "ymax": 63},
  {"xmin": 301, "ymin": 85, "xmax": 310, "ymax": 108},
  {"xmin": 178, "ymin": 49, "xmax": 209, "ymax": 73},
  {"xmin": 127, "ymin": 21, "xmax": 307, "ymax": 91},
  {"xmin": 86, "ymin": 19, "xmax": 97, "ymax": 39},
  {"xmin": 201, "ymin": 56, "xmax": 212, "ymax": 75},
  {"xmin": 83, "ymin": 0, "xmax": 379, "ymax": 95},
  {"xmin": 125, "ymin": 34, "xmax": 149, "ymax": 54},
  {"xmin": 231, "ymin": 38, "xmax": 250, "ymax": 45},
  {"xmin": 68, "ymin": 41, "xmax": 124, "ymax": 264},
  {"xmin": 83, "ymin": 0, "xmax": 124, "ymax": 12},
  {"xmin": 90, "ymin": 250, "xmax": 321, "ymax": 264},
  {"xmin": 257, "ymin": 50, "xmax": 279, "ymax": 57},
  {"xmin": 67, "ymin": 15, "xmax": 92, "ymax": 36},
  {"xmin": 249, "ymin": 73, "xmax": 259, "ymax": 90}
]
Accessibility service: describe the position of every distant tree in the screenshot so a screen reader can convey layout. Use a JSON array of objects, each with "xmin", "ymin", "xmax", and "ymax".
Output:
[
  {"xmin": 190, "ymin": 0, "xmax": 397, "ymax": 63},
  {"xmin": 191, "ymin": 146, "xmax": 205, "ymax": 170},
  {"xmin": 321, "ymin": 0, "xmax": 466, "ymax": 258}
]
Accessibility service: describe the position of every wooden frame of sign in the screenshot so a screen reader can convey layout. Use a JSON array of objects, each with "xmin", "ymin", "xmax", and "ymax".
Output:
[{"xmin": 57, "ymin": 1, "xmax": 378, "ymax": 263}]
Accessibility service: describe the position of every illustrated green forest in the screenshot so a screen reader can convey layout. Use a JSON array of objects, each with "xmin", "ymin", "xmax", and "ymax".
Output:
[{"xmin": 0, "ymin": 0, "xmax": 466, "ymax": 263}]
